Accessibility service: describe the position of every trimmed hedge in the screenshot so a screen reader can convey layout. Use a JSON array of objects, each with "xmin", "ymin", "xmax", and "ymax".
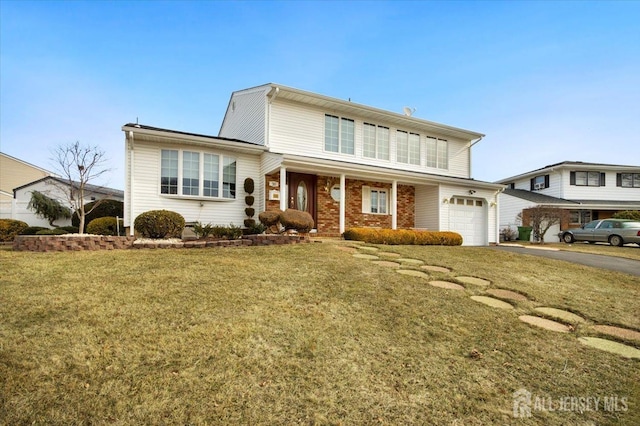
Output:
[
  {"xmin": 72, "ymin": 199, "xmax": 124, "ymax": 232},
  {"xmin": 0, "ymin": 219, "xmax": 29, "ymax": 242},
  {"xmin": 280, "ymin": 209, "xmax": 314, "ymax": 233},
  {"xmin": 36, "ymin": 228, "xmax": 67, "ymax": 235},
  {"xmin": 613, "ymin": 210, "xmax": 640, "ymax": 221},
  {"xmin": 87, "ymin": 217, "xmax": 123, "ymax": 236},
  {"xmin": 343, "ymin": 228, "xmax": 463, "ymax": 246},
  {"xmin": 134, "ymin": 210, "xmax": 185, "ymax": 239},
  {"xmin": 20, "ymin": 226, "xmax": 50, "ymax": 235}
]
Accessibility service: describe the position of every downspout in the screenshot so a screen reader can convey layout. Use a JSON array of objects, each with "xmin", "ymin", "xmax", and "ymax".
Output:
[
  {"xmin": 127, "ymin": 130, "xmax": 135, "ymax": 236},
  {"xmin": 468, "ymin": 136, "xmax": 483, "ymax": 178}
]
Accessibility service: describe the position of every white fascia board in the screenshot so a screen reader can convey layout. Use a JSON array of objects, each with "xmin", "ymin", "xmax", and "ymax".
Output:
[{"xmin": 496, "ymin": 162, "xmax": 640, "ymax": 184}]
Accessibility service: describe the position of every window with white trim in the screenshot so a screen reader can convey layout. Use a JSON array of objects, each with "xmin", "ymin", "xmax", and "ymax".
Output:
[
  {"xmin": 617, "ymin": 173, "xmax": 640, "ymax": 188},
  {"xmin": 363, "ymin": 123, "xmax": 390, "ymax": 160},
  {"xmin": 325, "ymin": 114, "xmax": 354, "ymax": 154},
  {"xmin": 571, "ymin": 171, "xmax": 604, "ymax": 187},
  {"xmin": 426, "ymin": 136, "xmax": 448, "ymax": 169},
  {"xmin": 160, "ymin": 149, "xmax": 236, "ymax": 199},
  {"xmin": 396, "ymin": 131, "xmax": 420, "ymax": 165},
  {"xmin": 361, "ymin": 185, "xmax": 388, "ymax": 214}
]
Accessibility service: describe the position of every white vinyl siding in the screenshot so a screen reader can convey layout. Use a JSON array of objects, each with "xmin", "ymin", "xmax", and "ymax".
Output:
[
  {"xmin": 414, "ymin": 185, "xmax": 439, "ymax": 229},
  {"xmin": 218, "ymin": 87, "xmax": 268, "ymax": 145}
]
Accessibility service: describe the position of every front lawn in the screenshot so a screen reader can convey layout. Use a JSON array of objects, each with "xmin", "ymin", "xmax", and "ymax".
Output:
[{"xmin": 1, "ymin": 244, "xmax": 638, "ymax": 425}]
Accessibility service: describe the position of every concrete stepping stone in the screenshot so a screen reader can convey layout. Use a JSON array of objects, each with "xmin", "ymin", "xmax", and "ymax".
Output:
[
  {"xmin": 396, "ymin": 269, "xmax": 429, "ymax": 279},
  {"xmin": 397, "ymin": 258, "xmax": 424, "ymax": 266},
  {"xmin": 471, "ymin": 296, "xmax": 514, "ymax": 310},
  {"xmin": 535, "ymin": 307, "xmax": 586, "ymax": 324},
  {"xmin": 429, "ymin": 281, "xmax": 465, "ymax": 291},
  {"xmin": 372, "ymin": 260, "xmax": 400, "ymax": 268},
  {"xmin": 592, "ymin": 325, "xmax": 640, "ymax": 343},
  {"xmin": 378, "ymin": 252, "xmax": 401, "ymax": 258},
  {"xmin": 578, "ymin": 337, "xmax": 640, "ymax": 359},
  {"xmin": 486, "ymin": 289, "xmax": 529, "ymax": 302},
  {"xmin": 456, "ymin": 276, "xmax": 491, "ymax": 287},
  {"xmin": 358, "ymin": 246, "xmax": 379, "ymax": 252},
  {"xmin": 352, "ymin": 253, "xmax": 379, "ymax": 260},
  {"xmin": 518, "ymin": 315, "xmax": 571, "ymax": 333},
  {"xmin": 421, "ymin": 265, "xmax": 451, "ymax": 273}
]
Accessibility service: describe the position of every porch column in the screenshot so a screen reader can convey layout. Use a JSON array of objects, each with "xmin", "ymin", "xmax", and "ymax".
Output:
[
  {"xmin": 339, "ymin": 174, "xmax": 346, "ymax": 234},
  {"xmin": 391, "ymin": 180, "xmax": 398, "ymax": 230},
  {"xmin": 279, "ymin": 166, "xmax": 287, "ymax": 211}
]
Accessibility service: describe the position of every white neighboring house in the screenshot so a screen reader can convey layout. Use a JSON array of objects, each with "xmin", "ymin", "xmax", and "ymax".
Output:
[
  {"xmin": 10, "ymin": 176, "xmax": 124, "ymax": 228},
  {"xmin": 123, "ymin": 83, "xmax": 504, "ymax": 245},
  {"xmin": 497, "ymin": 161, "xmax": 640, "ymax": 242}
]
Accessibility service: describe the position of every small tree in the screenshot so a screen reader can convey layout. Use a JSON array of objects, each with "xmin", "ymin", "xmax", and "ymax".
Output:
[
  {"xmin": 523, "ymin": 206, "xmax": 569, "ymax": 244},
  {"xmin": 27, "ymin": 191, "xmax": 71, "ymax": 226},
  {"xmin": 52, "ymin": 141, "xmax": 111, "ymax": 234}
]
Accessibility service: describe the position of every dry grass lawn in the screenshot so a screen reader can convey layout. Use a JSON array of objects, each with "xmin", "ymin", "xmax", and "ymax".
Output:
[{"xmin": 1, "ymin": 243, "xmax": 638, "ymax": 425}]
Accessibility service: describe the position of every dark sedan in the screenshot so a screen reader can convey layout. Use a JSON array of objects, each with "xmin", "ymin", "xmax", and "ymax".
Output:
[{"xmin": 559, "ymin": 219, "xmax": 640, "ymax": 246}]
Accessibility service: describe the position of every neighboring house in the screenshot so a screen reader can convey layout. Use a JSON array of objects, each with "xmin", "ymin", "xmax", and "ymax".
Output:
[
  {"xmin": 10, "ymin": 176, "xmax": 124, "ymax": 227},
  {"xmin": 496, "ymin": 161, "xmax": 640, "ymax": 241},
  {"xmin": 123, "ymin": 83, "xmax": 504, "ymax": 245},
  {"xmin": 0, "ymin": 152, "xmax": 56, "ymax": 217}
]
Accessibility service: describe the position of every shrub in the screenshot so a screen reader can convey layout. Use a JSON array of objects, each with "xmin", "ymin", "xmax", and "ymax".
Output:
[
  {"xmin": 193, "ymin": 222, "xmax": 215, "ymax": 239},
  {"xmin": 210, "ymin": 224, "xmax": 243, "ymax": 239},
  {"xmin": 20, "ymin": 226, "xmax": 50, "ymax": 235},
  {"xmin": 280, "ymin": 209, "xmax": 314, "ymax": 233},
  {"xmin": 245, "ymin": 208, "xmax": 255, "ymax": 218},
  {"xmin": 244, "ymin": 177, "xmax": 255, "ymax": 194},
  {"xmin": 613, "ymin": 210, "xmax": 640, "ymax": 221},
  {"xmin": 134, "ymin": 210, "xmax": 185, "ymax": 239},
  {"xmin": 343, "ymin": 228, "xmax": 463, "ymax": 246},
  {"xmin": 72, "ymin": 199, "xmax": 124, "ymax": 231},
  {"xmin": 259, "ymin": 210, "xmax": 282, "ymax": 227},
  {"xmin": 244, "ymin": 222, "xmax": 266, "ymax": 235},
  {"xmin": 36, "ymin": 228, "xmax": 67, "ymax": 235},
  {"xmin": 0, "ymin": 219, "xmax": 29, "ymax": 242},
  {"xmin": 87, "ymin": 217, "xmax": 123, "ymax": 236},
  {"xmin": 245, "ymin": 196, "xmax": 255, "ymax": 206},
  {"xmin": 58, "ymin": 226, "xmax": 79, "ymax": 234},
  {"xmin": 244, "ymin": 218, "xmax": 256, "ymax": 228}
]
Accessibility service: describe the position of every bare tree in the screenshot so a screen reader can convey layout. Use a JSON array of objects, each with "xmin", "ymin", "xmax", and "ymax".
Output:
[
  {"xmin": 52, "ymin": 141, "xmax": 111, "ymax": 234},
  {"xmin": 523, "ymin": 206, "xmax": 569, "ymax": 244}
]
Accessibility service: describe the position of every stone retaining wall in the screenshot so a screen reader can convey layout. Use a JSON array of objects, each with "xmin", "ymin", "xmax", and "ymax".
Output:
[
  {"xmin": 13, "ymin": 235, "xmax": 136, "ymax": 252},
  {"xmin": 13, "ymin": 234, "xmax": 309, "ymax": 252}
]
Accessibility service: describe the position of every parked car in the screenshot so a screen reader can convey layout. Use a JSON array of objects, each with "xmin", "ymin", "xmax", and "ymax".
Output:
[{"xmin": 559, "ymin": 219, "xmax": 640, "ymax": 246}]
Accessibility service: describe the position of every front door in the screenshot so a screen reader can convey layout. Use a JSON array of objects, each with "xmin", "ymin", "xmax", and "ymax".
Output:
[{"xmin": 288, "ymin": 173, "xmax": 317, "ymax": 225}]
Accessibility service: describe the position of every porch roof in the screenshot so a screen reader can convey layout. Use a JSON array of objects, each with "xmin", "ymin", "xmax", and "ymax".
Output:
[{"xmin": 272, "ymin": 153, "xmax": 504, "ymax": 190}]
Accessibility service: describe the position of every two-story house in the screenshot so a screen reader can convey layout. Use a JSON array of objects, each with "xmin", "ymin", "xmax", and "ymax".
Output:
[
  {"xmin": 123, "ymin": 83, "xmax": 503, "ymax": 245},
  {"xmin": 496, "ymin": 161, "xmax": 640, "ymax": 241}
]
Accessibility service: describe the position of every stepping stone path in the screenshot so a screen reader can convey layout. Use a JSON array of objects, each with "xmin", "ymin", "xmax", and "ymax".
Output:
[
  {"xmin": 486, "ymin": 289, "xmax": 529, "ymax": 302},
  {"xmin": 456, "ymin": 276, "xmax": 491, "ymax": 287},
  {"xmin": 518, "ymin": 315, "xmax": 571, "ymax": 333},
  {"xmin": 421, "ymin": 265, "xmax": 451, "ymax": 273},
  {"xmin": 591, "ymin": 325, "xmax": 640, "ymax": 343},
  {"xmin": 429, "ymin": 281, "xmax": 465, "ymax": 291},
  {"xmin": 396, "ymin": 269, "xmax": 430, "ymax": 279},
  {"xmin": 372, "ymin": 260, "xmax": 400, "ymax": 268},
  {"xmin": 534, "ymin": 307, "xmax": 585, "ymax": 324},
  {"xmin": 471, "ymin": 296, "xmax": 514, "ymax": 310},
  {"xmin": 397, "ymin": 258, "xmax": 424, "ymax": 266},
  {"xmin": 352, "ymin": 253, "xmax": 379, "ymax": 260},
  {"xmin": 578, "ymin": 337, "xmax": 640, "ymax": 360},
  {"xmin": 338, "ymin": 242, "xmax": 639, "ymax": 360}
]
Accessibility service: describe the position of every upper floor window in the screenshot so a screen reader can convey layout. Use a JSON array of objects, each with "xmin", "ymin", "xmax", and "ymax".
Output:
[
  {"xmin": 617, "ymin": 173, "xmax": 640, "ymax": 188},
  {"xmin": 161, "ymin": 149, "xmax": 236, "ymax": 199},
  {"xmin": 426, "ymin": 136, "xmax": 448, "ymax": 169},
  {"xmin": 363, "ymin": 123, "xmax": 390, "ymax": 160},
  {"xmin": 396, "ymin": 131, "xmax": 420, "ymax": 165},
  {"xmin": 325, "ymin": 115, "xmax": 354, "ymax": 155},
  {"xmin": 530, "ymin": 175, "xmax": 549, "ymax": 191},
  {"xmin": 570, "ymin": 171, "xmax": 605, "ymax": 187}
]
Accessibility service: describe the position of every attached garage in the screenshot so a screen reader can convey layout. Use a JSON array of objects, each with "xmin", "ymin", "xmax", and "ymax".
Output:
[{"xmin": 449, "ymin": 197, "xmax": 487, "ymax": 246}]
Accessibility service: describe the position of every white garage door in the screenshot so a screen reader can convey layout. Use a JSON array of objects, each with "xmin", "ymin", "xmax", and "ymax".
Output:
[{"xmin": 449, "ymin": 197, "xmax": 487, "ymax": 246}]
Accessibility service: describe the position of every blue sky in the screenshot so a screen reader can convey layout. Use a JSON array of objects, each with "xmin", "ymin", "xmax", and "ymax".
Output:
[{"xmin": 1, "ymin": 0, "xmax": 639, "ymax": 190}]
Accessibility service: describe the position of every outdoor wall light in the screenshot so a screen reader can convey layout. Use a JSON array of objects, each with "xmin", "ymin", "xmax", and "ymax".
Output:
[{"xmin": 442, "ymin": 198, "xmax": 449, "ymax": 204}]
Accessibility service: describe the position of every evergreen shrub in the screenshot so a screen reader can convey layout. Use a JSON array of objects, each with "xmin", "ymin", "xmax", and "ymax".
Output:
[
  {"xmin": 0, "ymin": 219, "xmax": 29, "ymax": 242},
  {"xmin": 343, "ymin": 228, "xmax": 463, "ymax": 246},
  {"xmin": 134, "ymin": 210, "xmax": 185, "ymax": 239}
]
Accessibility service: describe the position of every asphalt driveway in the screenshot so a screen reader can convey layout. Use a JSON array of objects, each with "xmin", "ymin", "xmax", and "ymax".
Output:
[{"xmin": 489, "ymin": 245, "xmax": 640, "ymax": 277}]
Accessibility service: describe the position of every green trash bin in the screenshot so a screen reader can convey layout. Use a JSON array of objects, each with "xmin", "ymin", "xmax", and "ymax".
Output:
[{"xmin": 517, "ymin": 226, "xmax": 532, "ymax": 241}]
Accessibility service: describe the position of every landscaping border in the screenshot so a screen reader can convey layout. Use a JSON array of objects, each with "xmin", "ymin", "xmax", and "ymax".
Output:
[{"xmin": 13, "ymin": 234, "xmax": 310, "ymax": 252}]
